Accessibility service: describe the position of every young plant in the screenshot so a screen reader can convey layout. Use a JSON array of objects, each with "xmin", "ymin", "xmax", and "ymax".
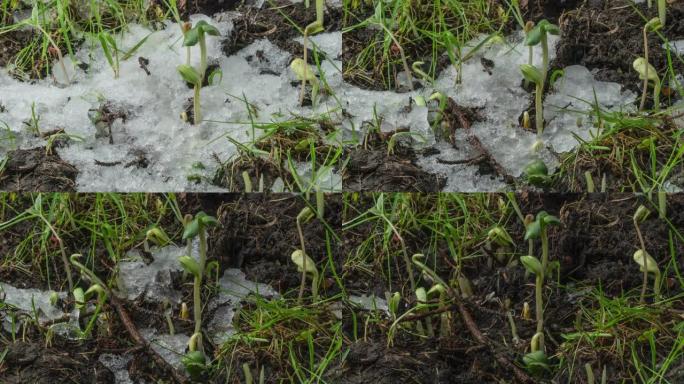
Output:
[
  {"xmin": 633, "ymin": 57, "xmax": 661, "ymax": 112},
  {"xmin": 524, "ymin": 158, "xmax": 551, "ymax": 186},
  {"xmin": 523, "ymin": 21, "xmax": 535, "ymax": 87},
  {"xmin": 177, "ymin": 64, "xmax": 203, "ymax": 124},
  {"xmin": 633, "ymin": 205, "xmax": 654, "ymax": 302},
  {"xmin": 633, "ymin": 249, "xmax": 661, "ymax": 300},
  {"xmin": 520, "ymin": 64, "xmax": 545, "ymax": 149},
  {"xmin": 291, "ymin": 249, "xmax": 319, "ymax": 302},
  {"xmin": 427, "ymin": 284, "xmax": 451, "ymax": 338},
  {"xmin": 658, "ymin": 0, "xmax": 666, "ymax": 26},
  {"xmin": 177, "ymin": 211, "xmax": 218, "ymax": 354},
  {"xmin": 639, "ymin": 18, "xmax": 662, "ymax": 111},
  {"xmin": 524, "ymin": 211, "xmax": 561, "ymax": 275},
  {"xmin": 291, "ymin": 58, "xmax": 320, "ymax": 107},
  {"xmin": 182, "ymin": 20, "xmax": 220, "ymax": 82},
  {"xmin": 299, "ymin": 0, "xmax": 325, "ymax": 106},
  {"xmin": 520, "ymin": 255, "xmax": 545, "ymax": 352},
  {"xmin": 524, "ymin": 20, "xmax": 560, "ymax": 86},
  {"xmin": 69, "ymin": 254, "xmax": 109, "ymax": 338},
  {"xmin": 295, "ymin": 207, "xmax": 316, "ymax": 303}
]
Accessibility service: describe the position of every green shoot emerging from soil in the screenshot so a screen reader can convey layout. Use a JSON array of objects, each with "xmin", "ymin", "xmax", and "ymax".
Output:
[
  {"xmin": 520, "ymin": 255, "xmax": 545, "ymax": 353},
  {"xmin": 520, "ymin": 64, "xmax": 545, "ymax": 149},
  {"xmin": 632, "ymin": 205, "xmax": 660, "ymax": 302},
  {"xmin": 178, "ymin": 211, "xmax": 218, "ymax": 355},
  {"xmin": 177, "ymin": 64, "xmax": 203, "ymax": 124},
  {"xmin": 639, "ymin": 18, "xmax": 662, "ymax": 111},
  {"xmin": 524, "ymin": 20, "xmax": 559, "ymax": 86},
  {"xmin": 633, "ymin": 57, "xmax": 661, "ymax": 113},
  {"xmin": 183, "ymin": 20, "xmax": 220, "ymax": 81},
  {"xmin": 298, "ymin": 0, "xmax": 325, "ymax": 106},
  {"xmin": 294, "ymin": 207, "xmax": 317, "ymax": 303},
  {"xmin": 70, "ymin": 254, "xmax": 109, "ymax": 339}
]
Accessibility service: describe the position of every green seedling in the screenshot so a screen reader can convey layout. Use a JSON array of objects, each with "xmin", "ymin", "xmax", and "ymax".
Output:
[
  {"xmin": 487, "ymin": 226, "xmax": 514, "ymax": 264},
  {"xmin": 632, "ymin": 205, "xmax": 654, "ymax": 303},
  {"xmin": 177, "ymin": 64, "xmax": 203, "ymax": 124},
  {"xmin": 522, "ymin": 349, "xmax": 551, "ymax": 376},
  {"xmin": 178, "ymin": 211, "xmax": 218, "ymax": 353},
  {"xmin": 524, "ymin": 19, "xmax": 560, "ymax": 86},
  {"xmin": 295, "ymin": 207, "xmax": 316, "ymax": 303},
  {"xmin": 523, "ymin": 21, "xmax": 535, "ymax": 87},
  {"xmin": 291, "ymin": 58, "xmax": 320, "ymax": 107},
  {"xmin": 98, "ymin": 31, "xmax": 119, "ymax": 79},
  {"xmin": 639, "ymin": 18, "xmax": 662, "ymax": 111},
  {"xmin": 427, "ymin": 284, "xmax": 451, "ymax": 338},
  {"xmin": 633, "ymin": 249, "xmax": 661, "ymax": 300},
  {"xmin": 386, "ymin": 291, "xmax": 401, "ymax": 321},
  {"xmin": 633, "ymin": 57, "xmax": 661, "ymax": 113},
  {"xmin": 144, "ymin": 226, "xmax": 172, "ymax": 252},
  {"xmin": 182, "ymin": 22, "xmax": 192, "ymax": 66},
  {"xmin": 520, "ymin": 64, "xmax": 545, "ymax": 147},
  {"xmin": 414, "ymin": 286, "xmax": 431, "ymax": 336},
  {"xmin": 524, "ymin": 158, "xmax": 550, "ymax": 186},
  {"xmin": 181, "ymin": 349, "xmax": 207, "ymax": 381},
  {"xmin": 183, "ymin": 20, "xmax": 220, "ymax": 82},
  {"xmin": 298, "ymin": 0, "xmax": 324, "ymax": 106},
  {"xmin": 524, "ymin": 211, "xmax": 561, "ymax": 275},
  {"xmin": 69, "ymin": 254, "xmax": 109, "ymax": 339},
  {"xmin": 520, "ymin": 255, "xmax": 545, "ymax": 353},
  {"xmin": 658, "ymin": 0, "xmax": 666, "ymax": 26},
  {"xmin": 291, "ymin": 249, "xmax": 319, "ymax": 302}
]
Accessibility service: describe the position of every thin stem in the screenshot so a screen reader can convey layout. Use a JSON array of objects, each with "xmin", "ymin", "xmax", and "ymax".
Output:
[
  {"xmin": 535, "ymin": 83, "xmax": 543, "ymax": 137},
  {"xmin": 535, "ymin": 273, "xmax": 544, "ymax": 352},
  {"xmin": 540, "ymin": 33, "xmax": 549, "ymax": 87},
  {"xmin": 540, "ymin": 227, "xmax": 549, "ymax": 277},
  {"xmin": 653, "ymin": 79, "xmax": 661, "ymax": 112},
  {"xmin": 297, "ymin": 217, "xmax": 307, "ymax": 303},
  {"xmin": 199, "ymin": 32, "xmax": 207, "ymax": 81},
  {"xmin": 194, "ymin": 226, "xmax": 207, "ymax": 352},
  {"xmin": 299, "ymin": 32, "xmax": 309, "ymax": 106},
  {"xmin": 193, "ymin": 84, "xmax": 201, "ymax": 124},
  {"xmin": 658, "ymin": 0, "xmax": 666, "ymax": 26},
  {"xmin": 634, "ymin": 219, "xmax": 648, "ymax": 303},
  {"xmin": 640, "ymin": 27, "xmax": 649, "ymax": 111}
]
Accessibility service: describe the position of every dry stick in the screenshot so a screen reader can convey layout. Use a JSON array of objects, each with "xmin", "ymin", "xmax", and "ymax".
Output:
[{"xmin": 110, "ymin": 295, "xmax": 190, "ymax": 384}]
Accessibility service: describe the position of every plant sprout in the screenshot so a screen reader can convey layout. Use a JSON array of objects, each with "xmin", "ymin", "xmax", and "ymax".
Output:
[
  {"xmin": 524, "ymin": 20, "xmax": 559, "ymax": 86},
  {"xmin": 181, "ymin": 349, "xmax": 207, "ymax": 381},
  {"xmin": 633, "ymin": 249, "xmax": 661, "ymax": 299},
  {"xmin": 524, "ymin": 159, "xmax": 550, "ymax": 186},
  {"xmin": 144, "ymin": 226, "xmax": 172, "ymax": 252},
  {"xmin": 69, "ymin": 254, "xmax": 109, "ymax": 338},
  {"xmin": 633, "ymin": 57, "xmax": 661, "ymax": 113},
  {"xmin": 520, "ymin": 255, "xmax": 545, "ymax": 353},
  {"xmin": 523, "ymin": 20, "xmax": 535, "ymax": 87},
  {"xmin": 520, "ymin": 64, "xmax": 545, "ymax": 148},
  {"xmin": 290, "ymin": 58, "xmax": 320, "ymax": 107},
  {"xmin": 291, "ymin": 249, "xmax": 319, "ymax": 302},
  {"xmin": 524, "ymin": 211, "xmax": 561, "ymax": 275},
  {"xmin": 639, "ymin": 18, "xmax": 662, "ymax": 111},
  {"xmin": 177, "ymin": 211, "xmax": 218, "ymax": 353},
  {"xmin": 299, "ymin": 0, "xmax": 325, "ymax": 106},
  {"xmin": 183, "ymin": 20, "xmax": 220, "ymax": 82},
  {"xmin": 658, "ymin": 0, "xmax": 666, "ymax": 26},
  {"xmin": 427, "ymin": 284, "xmax": 451, "ymax": 337},
  {"xmin": 633, "ymin": 204, "xmax": 652, "ymax": 302},
  {"xmin": 177, "ymin": 64, "xmax": 203, "ymax": 124},
  {"xmin": 295, "ymin": 207, "xmax": 316, "ymax": 302}
]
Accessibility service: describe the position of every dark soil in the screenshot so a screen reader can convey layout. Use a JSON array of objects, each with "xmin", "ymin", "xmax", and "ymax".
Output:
[
  {"xmin": 0, "ymin": 29, "xmax": 32, "ymax": 68},
  {"xmin": 344, "ymin": 147, "xmax": 446, "ymax": 192},
  {"xmin": 222, "ymin": 0, "xmax": 343, "ymax": 63},
  {"xmin": 2, "ymin": 193, "xmax": 683, "ymax": 383},
  {"xmin": 179, "ymin": 0, "xmax": 242, "ymax": 18},
  {"xmin": 553, "ymin": 0, "xmax": 684, "ymax": 105},
  {"xmin": 0, "ymin": 147, "xmax": 78, "ymax": 191}
]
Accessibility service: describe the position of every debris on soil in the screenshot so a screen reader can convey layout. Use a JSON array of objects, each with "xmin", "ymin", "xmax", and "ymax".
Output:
[{"xmin": 0, "ymin": 147, "xmax": 78, "ymax": 191}]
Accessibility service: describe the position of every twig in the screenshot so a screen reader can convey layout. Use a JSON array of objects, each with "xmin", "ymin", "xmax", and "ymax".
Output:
[{"xmin": 110, "ymin": 295, "xmax": 190, "ymax": 384}]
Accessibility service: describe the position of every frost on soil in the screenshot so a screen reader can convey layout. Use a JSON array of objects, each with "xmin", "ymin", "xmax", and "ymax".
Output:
[
  {"xmin": 207, "ymin": 268, "xmax": 278, "ymax": 344},
  {"xmin": 116, "ymin": 240, "xmax": 199, "ymax": 303},
  {"xmin": 342, "ymin": 32, "xmax": 639, "ymax": 191},
  {"xmin": 0, "ymin": 7, "xmax": 343, "ymax": 192},
  {"xmin": 0, "ymin": 282, "xmax": 66, "ymax": 331}
]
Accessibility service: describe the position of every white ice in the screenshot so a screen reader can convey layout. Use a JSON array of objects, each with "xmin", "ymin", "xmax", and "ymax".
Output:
[
  {"xmin": 99, "ymin": 354, "xmax": 137, "ymax": 384},
  {"xmin": 0, "ymin": 9, "xmax": 343, "ymax": 192},
  {"xmin": 0, "ymin": 282, "xmax": 66, "ymax": 331},
  {"xmin": 116, "ymin": 241, "xmax": 199, "ymax": 303},
  {"xmin": 207, "ymin": 268, "xmax": 278, "ymax": 344}
]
